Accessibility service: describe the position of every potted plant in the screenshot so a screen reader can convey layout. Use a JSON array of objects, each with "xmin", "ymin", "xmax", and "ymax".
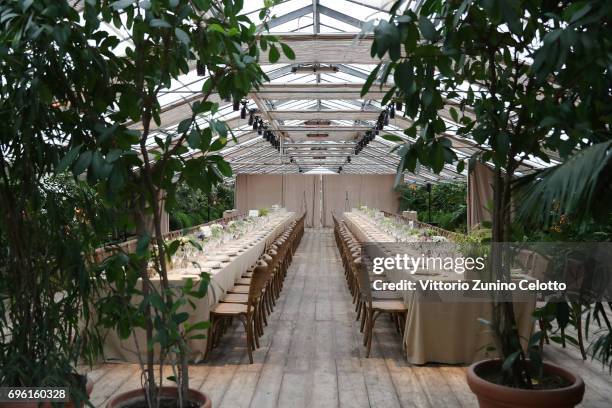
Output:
[
  {"xmin": 362, "ymin": 0, "xmax": 609, "ymax": 405},
  {"xmin": 0, "ymin": 1, "xmax": 125, "ymax": 404},
  {"xmin": 0, "ymin": 174, "xmax": 108, "ymax": 406},
  {"xmin": 52, "ymin": 1, "xmax": 295, "ymax": 407},
  {"xmin": 0, "ymin": 178, "xmax": 107, "ymax": 408}
]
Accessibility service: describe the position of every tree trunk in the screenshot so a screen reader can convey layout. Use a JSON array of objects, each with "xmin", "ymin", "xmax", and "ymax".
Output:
[
  {"xmin": 491, "ymin": 166, "xmax": 528, "ymax": 387},
  {"xmin": 134, "ymin": 203, "xmax": 157, "ymax": 405}
]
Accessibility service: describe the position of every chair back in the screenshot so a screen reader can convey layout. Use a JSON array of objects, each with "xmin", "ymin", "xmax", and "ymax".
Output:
[
  {"xmin": 353, "ymin": 257, "xmax": 372, "ymax": 303},
  {"xmin": 248, "ymin": 260, "xmax": 269, "ymax": 307}
]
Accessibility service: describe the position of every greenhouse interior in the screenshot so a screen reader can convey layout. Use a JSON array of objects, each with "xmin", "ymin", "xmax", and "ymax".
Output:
[{"xmin": 1, "ymin": 0, "xmax": 611, "ymax": 407}]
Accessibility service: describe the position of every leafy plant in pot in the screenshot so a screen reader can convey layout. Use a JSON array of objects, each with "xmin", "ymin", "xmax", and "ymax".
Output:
[
  {"xmin": 0, "ymin": 175, "xmax": 107, "ymax": 407},
  {"xmin": 53, "ymin": 0, "xmax": 295, "ymax": 407},
  {"xmin": 0, "ymin": 1, "xmax": 124, "ymax": 404},
  {"xmin": 362, "ymin": 0, "xmax": 610, "ymax": 405}
]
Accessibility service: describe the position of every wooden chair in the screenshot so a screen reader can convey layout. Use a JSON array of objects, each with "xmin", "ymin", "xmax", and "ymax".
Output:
[
  {"xmin": 206, "ymin": 214, "xmax": 305, "ymax": 363},
  {"xmin": 352, "ymin": 257, "xmax": 407, "ymax": 357},
  {"xmin": 206, "ymin": 259, "xmax": 269, "ymax": 363}
]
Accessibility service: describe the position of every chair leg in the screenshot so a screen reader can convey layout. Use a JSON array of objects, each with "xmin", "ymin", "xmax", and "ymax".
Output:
[
  {"xmin": 261, "ymin": 299, "xmax": 268, "ymax": 326},
  {"xmin": 253, "ymin": 307, "xmax": 261, "ymax": 349},
  {"xmin": 366, "ymin": 312, "xmax": 381, "ymax": 358},
  {"xmin": 363, "ymin": 309, "xmax": 373, "ymax": 345},
  {"xmin": 360, "ymin": 302, "xmax": 368, "ymax": 333},
  {"xmin": 238, "ymin": 315, "xmax": 254, "ymax": 364},
  {"xmin": 204, "ymin": 315, "xmax": 221, "ymax": 360},
  {"xmin": 365, "ymin": 324, "xmax": 373, "ymax": 358},
  {"xmin": 259, "ymin": 304, "xmax": 266, "ymax": 333},
  {"xmin": 400, "ymin": 312, "xmax": 406, "ymax": 335},
  {"xmin": 204, "ymin": 316, "xmax": 214, "ymax": 360}
]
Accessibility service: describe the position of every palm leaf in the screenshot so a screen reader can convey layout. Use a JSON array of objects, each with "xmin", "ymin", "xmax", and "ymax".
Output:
[{"xmin": 513, "ymin": 140, "xmax": 612, "ymax": 226}]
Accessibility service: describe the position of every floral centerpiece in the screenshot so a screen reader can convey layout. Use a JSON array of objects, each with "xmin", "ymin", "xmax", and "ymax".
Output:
[
  {"xmin": 209, "ymin": 223, "xmax": 224, "ymax": 239},
  {"xmin": 199, "ymin": 225, "xmax": 212, "ymax": 238}
]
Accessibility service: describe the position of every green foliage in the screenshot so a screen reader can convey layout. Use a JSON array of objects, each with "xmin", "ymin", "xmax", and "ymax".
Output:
[
  {"xmin": 0, "ymin": 0, "xmax": 118, "ymax": 398},
  {"xmin": 1, "ymin": 0, "xmax": 292, "ymax": 405},
  {"xmin": 514, "ymin": 213, "xmax": 612, "ymax": 243},
  {"xmin": 0, "ymin": 174, "xmax": 112, "ymax": 397},
  {"xmin": 368, "ymin": 0, "xmax": 610, "ymax": 179},
  {"xmin": 589, "ymin": 329, "xmax": 612, "ymax": 373},
  {"xmin": 168, "ymin": 183, "xmax": 235, "ymax": 230},
  {"xmin": 397, "ymin": 182, "xmax": 467, "ymax": 232},
  {"xmin": 514, "ymin": 140, "xmax": 612, "ymax": 228},
  {"xmin": 364, "ymin": 0, "xmax": 611, "ymax": 388}
]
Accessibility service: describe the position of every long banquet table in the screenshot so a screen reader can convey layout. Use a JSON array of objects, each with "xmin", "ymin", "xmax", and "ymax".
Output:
[
  {"xmin": 343, "ymin": 211, "xmax": 535, "ymax": 365},
  {"xmin": 102, "ymin": 212, "xmax": 295, "ymax": 363}
]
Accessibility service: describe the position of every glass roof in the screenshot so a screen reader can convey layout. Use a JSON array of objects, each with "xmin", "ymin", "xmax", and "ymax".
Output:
[{"xmin": 81, "ymin": 0, "xmax": 558, "ymax": 183}]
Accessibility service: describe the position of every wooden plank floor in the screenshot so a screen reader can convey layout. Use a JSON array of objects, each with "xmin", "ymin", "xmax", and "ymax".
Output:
[{"xmin": 87, "ymin": 229, "xmax": 612, "ymax": 407}]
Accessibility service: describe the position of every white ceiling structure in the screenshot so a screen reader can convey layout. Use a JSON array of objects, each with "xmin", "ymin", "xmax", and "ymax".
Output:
[{"xmin": 79, "ymin": 0, "xmax": 560, "ymax": 185}]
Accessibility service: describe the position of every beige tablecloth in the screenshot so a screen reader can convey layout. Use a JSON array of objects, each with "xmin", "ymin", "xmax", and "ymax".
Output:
[
  {"xmin": 343, "ymin": 212, "xmax": 535, "ymax": 365},
  {"xmin": 101, "ymin": 212, "xmax": 295, "ymax": 363}
]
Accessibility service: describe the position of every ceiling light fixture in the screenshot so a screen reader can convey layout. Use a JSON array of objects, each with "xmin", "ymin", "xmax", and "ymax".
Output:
[
  {"xmin": 196, "ymin": 60, "xmax": 206, "ymax": 76},
  {"xmin": 291, "ymin": 64, "xmax": 339, "ymax": 73}
]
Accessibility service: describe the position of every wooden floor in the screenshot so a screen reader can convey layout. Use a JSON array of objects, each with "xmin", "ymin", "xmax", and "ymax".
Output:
[{"xmin": 87, "ymin": 229, "xmax": 612, "ymax": 407}]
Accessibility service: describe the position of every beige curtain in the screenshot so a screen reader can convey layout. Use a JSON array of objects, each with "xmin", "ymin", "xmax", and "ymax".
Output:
[
  {"xmin": 321, "ymin": 174, "xmax": 399, "ymax": 227},
  {"xmin": 144, "ymin": 191, "xmax": 170, "ymax": 235},
  {"xmin": 235, "ymin": 173, "xmax": 399, "ymax": 228},
  {"xmin": 234, "ymin": 174, "xmax": 321, "ymax": 227},
  {"xmin": 321, "ymin": 174, "xmax": 362, "ymax": 227},
  {"xmin": 467, "ymin": 162, "xmax": 494, "ymax": 230},
  {"xmin": 281, "ymin": 174, "xmax": 320, "ymax": 227},
  {"xmin": 234, "ymin": 174, "xmax": 283, "ymax": 210}
]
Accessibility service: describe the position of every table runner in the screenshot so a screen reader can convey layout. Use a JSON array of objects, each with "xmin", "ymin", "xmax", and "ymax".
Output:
[{"xmin": 343, "ymin": 212, "xmax": 535, "ymax": 365}]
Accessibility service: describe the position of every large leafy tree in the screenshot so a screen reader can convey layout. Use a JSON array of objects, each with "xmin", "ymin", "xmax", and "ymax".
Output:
[
  {"xmin": 1, "ymin": 0, "xmax": 293, "ymax": 405},
  {"xmin": 363, "ymin": 0, "xmax": 611, "ymax": 387},
  {"xmin": 0, "ymin": 0, "xmax": 119, "ymax": 399}
]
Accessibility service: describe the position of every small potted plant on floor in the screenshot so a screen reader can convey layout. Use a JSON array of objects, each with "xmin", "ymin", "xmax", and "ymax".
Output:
[
  {"xmin": 54, "ymin": 1, "xmax": 295, "ymax": 407},
  {"xmin": 361, "ymin": 0, "xmax": 610, "ymax": 405}
]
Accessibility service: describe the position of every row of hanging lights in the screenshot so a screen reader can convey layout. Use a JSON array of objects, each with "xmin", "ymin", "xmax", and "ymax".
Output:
[
  {"xmin": 231, "ymin": 99, "xmax": 281, "ymax": 152},
  {"xmin": 354, "ymin": 103, "xmax": 398, "ymax": 156},
  {"xmin": 231, "ymin": 98, "xmax": 403, "ymax": 170}
]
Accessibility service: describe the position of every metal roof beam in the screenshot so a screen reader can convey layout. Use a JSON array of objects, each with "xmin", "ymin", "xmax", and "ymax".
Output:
[
  {"xmin": 318, "ymin": 4, "xmax": 365, "ymax": 29},
  {"xmin": 267, "ymin": 5, "xmax": 313, "ymax": 29}
]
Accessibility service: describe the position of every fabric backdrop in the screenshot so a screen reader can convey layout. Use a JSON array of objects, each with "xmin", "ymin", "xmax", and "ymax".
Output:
[
  {"xmin": 321, "ymin": 174, "xmax": 399, "ymax": 227},
  {"xmin": 467, "ymin": 162, "xmax": 494, "ymax": 230},
  {"xmin": 234, "ymin": 173, "xmax": 399, "ymax": 227},
  {"xmin": 234, "ymin": 174, "xmax": 321, "ymax": 227}
]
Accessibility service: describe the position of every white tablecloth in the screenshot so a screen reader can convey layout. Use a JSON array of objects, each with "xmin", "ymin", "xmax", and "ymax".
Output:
[
  {"xmin": 102, "ymin": 212, "xmax": 295, "ymax": 363},
  {"xmin": 343, "ymin": 212, "xmax": 535, "ymax": 365}
]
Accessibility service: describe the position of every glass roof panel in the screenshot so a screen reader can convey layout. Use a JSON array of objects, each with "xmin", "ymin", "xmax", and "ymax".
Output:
[{"xmin": 76, "ymin": 0, "xmax": 554, "ymax": 176}]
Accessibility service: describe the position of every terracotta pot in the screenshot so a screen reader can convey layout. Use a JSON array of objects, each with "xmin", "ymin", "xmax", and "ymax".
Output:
[
  {"xmin": 106, "ymin": 387, "xmax": 211, "ymax": 408},
  {"xmin": 0, "ymin": 376, "xmax": 93, "ymax": 408},
  {"xmin": 466, "ymin": 359, "xmax": 585, "ymax": 408}
]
